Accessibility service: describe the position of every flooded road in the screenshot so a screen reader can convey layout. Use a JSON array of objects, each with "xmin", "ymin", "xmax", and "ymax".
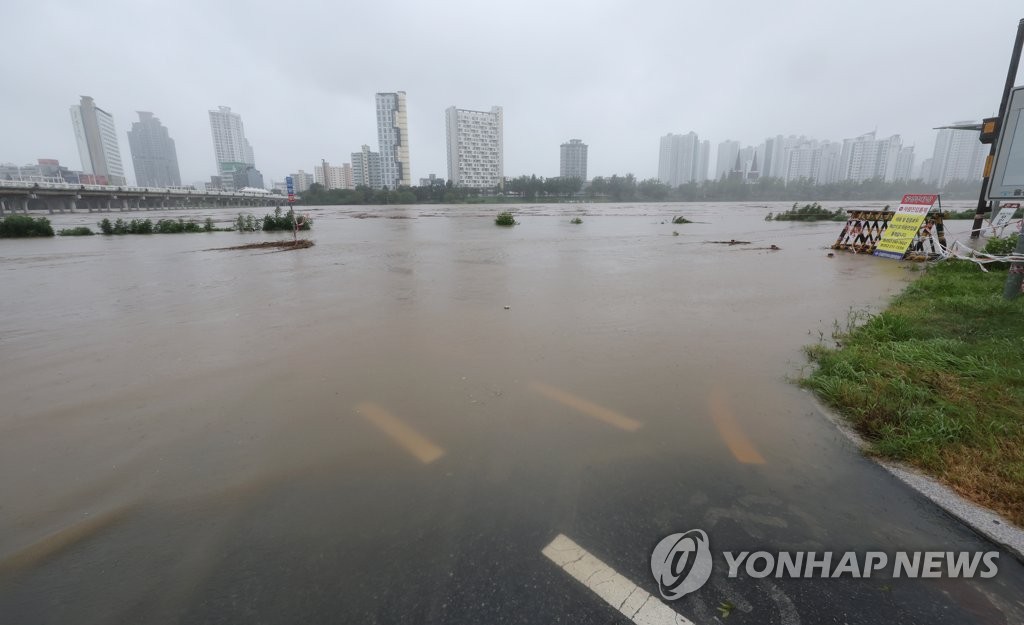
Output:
[{"xmin": 1, "ymin": 201, "xmax": 1021, "ymax": 624}]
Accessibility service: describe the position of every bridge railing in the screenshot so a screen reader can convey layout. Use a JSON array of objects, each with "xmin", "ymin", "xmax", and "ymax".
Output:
[{"xmin": 0, "ymin": 179, "xmax": 286, "ymax": 199}]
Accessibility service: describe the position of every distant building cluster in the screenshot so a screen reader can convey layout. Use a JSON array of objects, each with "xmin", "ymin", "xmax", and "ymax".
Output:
[
  {"xmin": 289, "ymin": 91, "xmax": 411, "ymax": 193},
  {"xmin": 659, "ymin": 127, "xmax": 987, "ymax": 188},
  {"xmin": 0, "ymin": 92, "xmax": 991, "ymax": 195}
]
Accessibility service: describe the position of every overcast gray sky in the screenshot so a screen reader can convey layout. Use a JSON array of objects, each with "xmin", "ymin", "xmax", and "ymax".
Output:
[{"xmin": 3, "ymin": 0, "xmax": 1023, "ymax": 186}]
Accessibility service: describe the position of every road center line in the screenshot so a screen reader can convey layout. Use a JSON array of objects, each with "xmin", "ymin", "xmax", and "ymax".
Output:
[
  {"xmin": 529, "ymin": 382, "xmax": 643, "ymax": 431},
  {"xmin": 355, "ymin": 401, "xmax": 445, "ymax": 464},
  {"xmin": 709, "ymin": 386, "xmax": 765, "ymax": 465},
  {"xmin": 0, "ymin": 503, "xmax": 137, "ymax": 574},
  {"xmin": 542, "ymin": 534, "xmax": 696, "ymax": 625}
]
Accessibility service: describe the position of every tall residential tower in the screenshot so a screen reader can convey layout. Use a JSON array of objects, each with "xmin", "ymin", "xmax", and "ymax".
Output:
[
  {"xmin": 658, "ymin": 132, "xmax": 703, "ymax": 187},
  {"xmin": 208, "ymin": 106, "xmax": 260, "ymax": 190},
  {"xmin": 376, "ymin": 92, "xmax": 411, "ymax": 188},
  {"xmin": 559, "ymin": 139, "xmax": 588, "ymax": 181},
  {"xmin": 928, "ymin": 123, "xmax": 988, "ymax": 187},
  {"xmin": 127, "ymin": 112, "xmax": 181, "ymax": 187},
  {"xmin": 446, "ymin": 106, "xmax": 504, "ymax": 189},
  {"xmin": 70, "ymin": 96, "xmax": 126, "ymax": 185}
]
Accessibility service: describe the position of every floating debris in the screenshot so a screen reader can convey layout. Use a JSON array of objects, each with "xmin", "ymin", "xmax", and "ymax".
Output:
[
  {"xmin": 207, "ymin": 239, "xmax": 314, "ymax": 252},
  {"xmin": 706, "ymin": 239, "xmax": 751, "ymax": 245}
]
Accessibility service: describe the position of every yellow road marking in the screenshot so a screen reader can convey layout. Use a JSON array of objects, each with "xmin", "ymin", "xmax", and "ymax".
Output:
[
  {"xmin": 355, "ymin": 401, "xmax": 445, "ymax": 464},
  {"xmin": 709, "ymin": 386, "xmax": 765, "ymax": 464},
  {"xmin": 529, "ymin": 382, "xmax": 642, "ymax": 432},
  {"xmin": 0, "ymin": 503, "xmax": 137, "ymax": 574}
]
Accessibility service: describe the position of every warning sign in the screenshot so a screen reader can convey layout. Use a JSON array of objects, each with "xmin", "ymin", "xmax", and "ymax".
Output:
[
  {"xmin": 874, "ymin": 194, "xmax": 939, "ymax": 260},
  {"xmin": 992, "ymin": 202, "xmax": 1020, "ymax": 232}
]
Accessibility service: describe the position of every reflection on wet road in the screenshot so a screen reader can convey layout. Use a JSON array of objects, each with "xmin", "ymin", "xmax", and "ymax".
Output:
[{"xmin": 1, "ymin": 202, "xmax": 1021, "ymax": 624}]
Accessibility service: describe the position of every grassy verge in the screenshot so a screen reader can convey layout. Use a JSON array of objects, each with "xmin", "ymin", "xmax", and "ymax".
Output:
[{"xmin": 803, "ymin": 261, "xmax": 1024, "ymax": 525}]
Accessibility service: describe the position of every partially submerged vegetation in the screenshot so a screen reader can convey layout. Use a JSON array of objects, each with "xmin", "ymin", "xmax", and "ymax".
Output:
[
  {"xmin": 261, "ymin": 206, "xmax": 312, "ymax": 232},
  {"xmin": 97, "ymin": 217, "xmax": 227, "ymax": 234},
  {"xmin": 570, "ymin": 217, "xmax": 583, "ymax": 224},
  {"xmin": 0, "ymin": 215, "xmax": 54, "ymax": 237},
  {"xmin": 672, "ymin": 215, "xmax": 691, "ymax": 224},
  {"xmin": 59, "ymin": 226, "xmax": 94, "ymax": 236},
  {"xmin": 495, "ymin": 211, "xmax": 517, "ymax": 226},
  {"xmin": 766, "ymin": 202, "xmax": 847, "ymax": 221},
  {"xmin": 803, "ymin": 261, "xmax": 1024, "ymax": 525},
  {"xmin": 983, "ymin": 233, "xmax": 1020, "ymax": 261}
]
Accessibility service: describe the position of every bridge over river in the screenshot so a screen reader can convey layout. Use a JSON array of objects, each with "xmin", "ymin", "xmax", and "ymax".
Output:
[{"xmin": 0, "ymin": 180, "xmax": 288, "ymax": 214}]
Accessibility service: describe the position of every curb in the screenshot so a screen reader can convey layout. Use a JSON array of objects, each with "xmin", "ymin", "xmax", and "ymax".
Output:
[{"xmin": 810, "ymin": 397, "xmax": 1024, "ymax": 562}]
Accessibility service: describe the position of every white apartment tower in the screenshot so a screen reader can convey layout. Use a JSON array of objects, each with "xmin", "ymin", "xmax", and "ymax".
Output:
[
  {"xmin": 838, "ymin": 132, "xmax": 903, "ymax": 182},
  {"xmin": 658, "ymin": 132, "xmax": 702, "ymax": 187},
  {"xmin": 928, "ymin": 123, "xmax": 988, "ymax": 187},
  {"xmin": 70, "ymin": 96, "xmax": 126, "ymax": 185},
  {"xmin": 894, "ymin": 147, "xmax": 915, "ymax": 182},
  {"xmin": 715, "ymin": 140, "xmax": 740, "ymax": 180},
  {"xmin": 208, "ymin": 106, "xmax": 255, "ymax": 175},
  {"xmin": 446, "ymin": 106, "xmax": 504, "ymax": 189},
  {"xmin": 560, "ymin": 139, "xmax": 588, "ymax": 181},
  {"xmin": 376, "ymin": 92, "xmax": 411, "ymax": 188},
  {"xmin": 561, "ymin": 138, "xmax": 593, "ymax": 180},
  {"xmin": 316, "ymin": 160, "xmax": 355, "ymax": 190},
  {"xmin": 352, "ymin": 145, "xmax": 383, "ymax": 189}
]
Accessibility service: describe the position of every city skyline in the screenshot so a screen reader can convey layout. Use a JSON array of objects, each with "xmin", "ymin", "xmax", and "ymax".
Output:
[
  {"xmin": 2, "ymin": 0, "xmax": 1020, "ymax": 188},
  {"xmin": 2, "ymin": 99, "xmax": 991, "ymax": 192}
]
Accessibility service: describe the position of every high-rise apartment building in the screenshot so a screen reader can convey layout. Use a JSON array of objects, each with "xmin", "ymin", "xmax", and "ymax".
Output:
[
  {"xmin": 446, "ymin": 106, "xmax": 504, "ymax": 189},
  {"xmin": 697, "ymin": 140, "xmax": 710, "ymax": 182},
  {"xmin": 894, "ymin": 147, "xmax": 915, "ymax": 182},
  {"xmin": 559, "ymin": 139, "xmax": 588, "ymax": 181},
  {"xmin": 837, "ymin": 132, "xmax": 903, "ymax": 182},
  {"xmin": 208, "ymin": 106, "xmax": 256, "ymax": 176},
  {"xmin": 316, "ymin": 160, "xmax": 355, "ymax": 190},
  {"xmin": 715, "ymin": 140, "xmax": 740, "ymax": 180},
  {"xmin": 928, "ymin": 123, "xmax": 988, "ymax": 187},
  {"xmin": 290, "ymin": 170, "xmax": 315, "ymax": 193},
  {"xmin": 340, "ymin": 163, "xmax": 354, "ymax": 190},
  {"xmin": 127, "ymin": 111, "xmax": 181, "ymax": 188},
  {"xmin": 376, "ymin": 92, "xmax": 411, "ymax": 188},
  {"xmin": 658, "ymin": 132, "xmax": 703, "ymax": 187},
  {"xmin": 352, "ymin": 145, "xmax": 383, "ymax": 189},
  {"xmin": 208, "ymin": 106, "xmax": 262, "ymax": 191},
  {"xmin": 70, "ymin": 96, "xmax": 126, "ymax": 185},
  {"xmin": 779, "ymin": 139, "xmax": 842, "ymax": 185}
]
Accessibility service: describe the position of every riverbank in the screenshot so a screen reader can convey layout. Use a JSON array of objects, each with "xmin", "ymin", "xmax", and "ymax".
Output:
[{"xmin": 803, "ymin": 261, "xmax": 1024, "ymax": 526}]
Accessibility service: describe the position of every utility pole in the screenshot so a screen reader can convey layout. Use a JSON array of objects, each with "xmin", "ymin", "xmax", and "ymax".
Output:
[{"xmin": 970, "ymin": 18, "xmax": 1024, "ymax": 239}]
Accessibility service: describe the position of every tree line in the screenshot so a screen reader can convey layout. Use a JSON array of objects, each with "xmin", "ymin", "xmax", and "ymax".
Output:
[{"xmin": 295, "ymin": 175, "xmax": 983, "ymax": 205}]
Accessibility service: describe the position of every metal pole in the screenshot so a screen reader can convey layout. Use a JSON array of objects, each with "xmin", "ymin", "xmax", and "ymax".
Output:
[
  {"xmin": 971, "ymin": 17, "xmax": 1024, "ymax": 239},
  {"xmin": 1003, "ymin": 219, "xmax": 1024, "ymax": 299}
]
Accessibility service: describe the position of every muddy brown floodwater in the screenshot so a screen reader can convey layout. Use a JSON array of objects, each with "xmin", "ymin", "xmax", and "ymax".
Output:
[{"xmin": 3, "ymin": 201, "xmax": 1021, "ymax": 625}]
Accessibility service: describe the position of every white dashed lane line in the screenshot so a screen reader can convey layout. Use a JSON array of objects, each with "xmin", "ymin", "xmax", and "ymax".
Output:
[{"xmin": 542, "ymin": 534, "xmax": 697, "ymax": 625}]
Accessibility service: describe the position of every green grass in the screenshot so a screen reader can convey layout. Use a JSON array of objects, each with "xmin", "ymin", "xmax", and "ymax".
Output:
[
  {"xmin": 495, "ymin": 211, "xmax": 517, "ymax": 226},
  {"xmin": 0, "ymin": 215, "xmax": 54, "ymax": 237},
  {"xmin": 802, "ymin": 261, "xmax": 1024, "ymax": 525}
]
